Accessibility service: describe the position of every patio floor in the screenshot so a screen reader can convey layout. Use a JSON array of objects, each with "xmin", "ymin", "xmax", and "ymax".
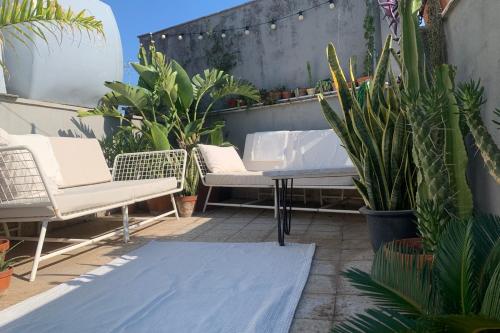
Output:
[{"xmin": 0, "ymin": 207, "xmax": 373, "ymax": 332}]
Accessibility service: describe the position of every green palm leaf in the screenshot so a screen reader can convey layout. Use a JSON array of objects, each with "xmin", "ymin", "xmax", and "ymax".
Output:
[
  {"xmin": 0, "ymin": 0, "xmax": 103, "ymax": 52},
  {"xmin": 333, "ymin": 308, "xmax": 416, "ymax": 333}
]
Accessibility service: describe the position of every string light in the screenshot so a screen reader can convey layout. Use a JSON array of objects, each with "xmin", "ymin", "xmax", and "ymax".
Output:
[{"xmin": 146, "ymin": 1, "xmax": 335, "ymax": 41}]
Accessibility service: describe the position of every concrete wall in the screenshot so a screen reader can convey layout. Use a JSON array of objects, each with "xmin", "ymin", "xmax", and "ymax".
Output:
[
  {"xmin": 209, "ymin": 93, "xmax": 340, "ymax": 151},
  {"xmin": 443, "ymin": 0, "xmax": 500, "ymax": 215},
  {"xmin": 141, "ymin": 0, "xmax": 368, "ymax": 90},
  {"xmin": 0, "ymin": 94, "xmax": 117, "ymax": 139}
]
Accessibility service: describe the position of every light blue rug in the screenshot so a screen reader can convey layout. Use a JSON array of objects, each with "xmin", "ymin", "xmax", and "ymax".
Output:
[{"xmin": 0, "ymin": 241, "xmax": 315, "ymax": 333}]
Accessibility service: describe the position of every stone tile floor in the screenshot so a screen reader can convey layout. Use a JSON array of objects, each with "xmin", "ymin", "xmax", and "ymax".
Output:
[{"xmin": 0, "ymin": 207, "xmax": 373, "ymax": 332}]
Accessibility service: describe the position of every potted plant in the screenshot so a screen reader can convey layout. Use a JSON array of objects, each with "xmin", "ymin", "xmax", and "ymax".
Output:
[
  {"xmin": 1, "ymin": 241, "xmax": 28, "ymax": 294},
  {"xmin": 294, "ymin": 87, "xmax": 308, "ymax": 97},
  {"xmin": 315, "ymin": 79, "xmax": 331, "ymax": 93},
  {"xmin": 268, "ymin": 88, "xmax": 281, "ymax": 102},
  {"xmin": 82, "ymin": 45, "xmax": 260, "ymax": 218},
  {"xmin": 227, "ymin": 98, "xmax": 238, "ymax": 108},
  {"xmin": 0, "ymin": 239, "xmax": 9, "ymax": 252},
  {"xmin": 319, "ymin": 35, "xmax": 418, "ymax": 251},
  {"xmin": 280, "ymin": 86, "xmax": 292, "ymax": 99},
  {"xmin": 306, "ymin": 61, "xmax": 316, "ymax": 95},
  {"xmin": 334, "ymin": 215, "xmax": 500, "ymax": 332}
]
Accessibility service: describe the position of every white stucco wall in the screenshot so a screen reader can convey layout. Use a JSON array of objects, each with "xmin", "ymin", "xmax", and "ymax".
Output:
[{"xmin": 444, "ymin": 0, "xmax": 500, "ymax": 215}]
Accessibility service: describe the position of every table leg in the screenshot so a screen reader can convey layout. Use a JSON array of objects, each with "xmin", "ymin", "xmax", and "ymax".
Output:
[{"xmin": 275, "ymin": 178, "xmax": 293, "ymax": 246}]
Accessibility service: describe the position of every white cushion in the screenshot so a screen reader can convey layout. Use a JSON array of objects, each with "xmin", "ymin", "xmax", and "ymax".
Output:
[
  {"xmin": 243, "ymin": 134, "xmax": 285, "ymax": 171},
  {"xmin": 204, "ymin": 171, "xmax": 355, "ymax": 187},
  {"xmin": 49, "ymin": 137, "xmax": 111, "ymax": 188},
  {"xmin": 0, "ymin": 131, "xmax": 63, "ymax": 201},
  {"xmin": 198, "ymin": 144, "xmax": 247, "ymax": 173},
  {"xmin": 285, "ymin": 130, "xmax": 341, "ymax": 170},
  {"xmin": 251, "ymin": 131, "xmax": 289, "ymax": 161}
]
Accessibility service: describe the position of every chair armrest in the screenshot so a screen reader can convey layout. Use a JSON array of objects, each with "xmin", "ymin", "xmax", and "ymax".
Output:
[
  {"xmin": 192, "ymin": 148, "xmax": 209, "ymax": 183},
  {"xmin": 0, "ymin": 145, "xmax": 57, "ymax": 208},
  {"xmin": 112, "ymin": 149, "xmax": 187, "ymax": 191}
]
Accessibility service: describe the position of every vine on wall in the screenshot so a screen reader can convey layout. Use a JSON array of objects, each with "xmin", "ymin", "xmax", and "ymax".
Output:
[{"xmin": 205, "ymin": 34, "xmax": 237, "ymax": 73}]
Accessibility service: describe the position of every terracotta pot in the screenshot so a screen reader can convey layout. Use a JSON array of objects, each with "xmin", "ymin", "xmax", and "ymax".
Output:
[
  {"xmin": 175, "ymin": 195, "xmax": 198, "ymax": 218},
  {"xmin": 0, "ymin": 267, "xmax": 13, "ymax": 294},
  {"xmin": 268, "ymin": 91, "xmax": 281, "ymax": 101},
  {"xmin": 356, "ymin": 76, "xmax": 371, "ymax": 86},
  {"xmin": 295, "ymin": 88, "xmax": 308, "ymax": 97},
  {"xmin": 306, "ymin": 88, "xmax": 316, "ymax": 96},
  {"xmin": 147, "ymin": 196, "xmax": 174, "ymax": 215},
  {"xmin": 227, "ymin": 98, "xmax": 238, "ymax": 108},
  {"xmin": 384, "ymin": 238, "xmax": 434, "ymax": 269},
  {"xmin": 0, "ymin": 239, "xmax": 9, "ymax": 253},
  {"xmin": 281, "ymin": 90, "xmax": 292, "ymax": 99}
]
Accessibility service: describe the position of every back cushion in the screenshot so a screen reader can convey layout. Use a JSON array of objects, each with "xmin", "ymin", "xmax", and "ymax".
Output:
[
  {"xmin": 50, "ymin": 137, "xmax": 111, "ymax": 188},
  {"xmin": 197, "ymin": 144, "xmax": 247, "ymax": 173},
  {"xmin": 242, "ymin": 133, "xmax": 287, "ymax": 171},
  {"xmin": 285, "ymin": 130, "xmax": 341, "ymax": 170}
]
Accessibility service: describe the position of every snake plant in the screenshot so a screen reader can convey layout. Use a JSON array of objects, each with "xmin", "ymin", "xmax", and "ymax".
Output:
[{"xmin": 319, "ymin": 35, "xmax": 416, "ymax": 211}]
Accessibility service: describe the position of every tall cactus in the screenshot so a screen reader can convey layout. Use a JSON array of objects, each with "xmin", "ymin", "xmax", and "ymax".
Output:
[{"xmin": 457, "ymin": 81, "xmax": 500, "ymax": 184}]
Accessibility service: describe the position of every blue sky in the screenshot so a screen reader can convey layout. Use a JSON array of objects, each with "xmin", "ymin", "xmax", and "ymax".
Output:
[{"xmin": 103, "ymin": 0, "xmax": 249, "ymax": 83}]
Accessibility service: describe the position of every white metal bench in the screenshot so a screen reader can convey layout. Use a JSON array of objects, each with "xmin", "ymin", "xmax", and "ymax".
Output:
[
  {"xmin": 193, "ymin": 130, "xmax": 361, "ymax": 214},
  {"xmin": 0, "ymin": 136, "xmax": 186, "ymax": 281}
]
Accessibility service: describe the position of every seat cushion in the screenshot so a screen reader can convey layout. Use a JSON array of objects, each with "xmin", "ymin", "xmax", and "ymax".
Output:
[
  {"xmin": 54, "ymin": 178, "xmax": 177, "ymax": 215},
  {"xmin": 204, "ymin": 171, "xmax": 356, "ymax": 187},
  {"xmin": 50, "ymin": 137, "xmax": 111, "ymax": 188}
]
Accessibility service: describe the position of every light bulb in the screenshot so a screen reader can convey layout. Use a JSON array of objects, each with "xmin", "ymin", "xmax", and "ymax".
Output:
[
  {"xmin": 177, "ymin": 34, "xmax": 183, "ymax": 41},
  {"xmin": 150, "ymin": 40, "xmax": 155, "ymax": 44},
  {"xmin": 221, "ymin": 31, "xmax": 226, "ymax": 38},
  {"xmin": 298, "ymin": 12, "xmax": 304, "ymax": 21},
  {"xmin": 329, "ymin": 1, "xmax": 335, "ymax": 9},
  {"xmin": 161, "ymin": 34, "xmax": 166, "ymax": 39},
  {"xmin": 244, "ymin": 27, "xmax": 250, "ymax": 35},
  {"xmin": 270, "ymin": 22, "xmax": 277, "ymax": 30}
]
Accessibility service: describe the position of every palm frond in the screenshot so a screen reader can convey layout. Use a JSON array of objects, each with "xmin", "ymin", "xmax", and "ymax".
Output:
[
  {"xmin": 0, "ymin": 0, "xmax": 104, "ymax": 48},
  {"xmin": 434, "ymin": 218, "xmax": 479, "ymax": 314},
  {"xmin": 333, "ymin": 308, "xmax": 417, "ymax": 333}
]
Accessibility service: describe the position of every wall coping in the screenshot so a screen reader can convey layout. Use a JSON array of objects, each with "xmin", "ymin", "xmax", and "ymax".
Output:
[
  {"xmin": 442, "ymin": 0, "xmax": 460, "ymax": 18},
  {"xmin": 0, "ymin": 93, "xmax": 89, "ymax": 112},
  {"xmin": 210, "ymin": 90, "xmax": 338, "ymax": 116}
]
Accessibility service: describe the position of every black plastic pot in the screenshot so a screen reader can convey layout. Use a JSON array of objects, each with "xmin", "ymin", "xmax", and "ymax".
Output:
[{"xmin": 359, "ymin": 206, "xmax": 418, "ymax": 252}]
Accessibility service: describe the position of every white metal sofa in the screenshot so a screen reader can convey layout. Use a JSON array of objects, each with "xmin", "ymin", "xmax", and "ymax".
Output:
[
  {"xmin": 0, "ymin": 132, "xmax": 186, "ymax": 281},
  {"xmin": 194, "ymin": 129, "xmax": 360, "ymax": 214}
]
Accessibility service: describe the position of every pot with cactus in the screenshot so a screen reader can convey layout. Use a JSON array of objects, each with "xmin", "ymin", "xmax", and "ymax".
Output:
[
  {"xmin": 306, "ymin": 61, "xmax": 316, "ymax": 95},
  {"xmin": 319, "ymin": 35, "xmax": 418, "ymax": 251}
]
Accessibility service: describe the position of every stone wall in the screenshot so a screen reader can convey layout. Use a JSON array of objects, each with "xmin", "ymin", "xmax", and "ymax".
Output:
[
  {"xmin": 443, "ymin": 0, "xmax": 500, "ymax": 215},
  {"xmin": 140, "ymin": 0, "xmax": 369, "ymax": 90}
]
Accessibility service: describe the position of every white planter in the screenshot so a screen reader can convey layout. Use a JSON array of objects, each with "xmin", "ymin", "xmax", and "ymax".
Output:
[{"xmin": 2, "ymin": 0, "xmax": 123, "ymax": 107}]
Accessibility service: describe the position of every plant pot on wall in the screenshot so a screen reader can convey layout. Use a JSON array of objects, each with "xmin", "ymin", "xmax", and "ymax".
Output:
[
  {"xmin": 281, "ymin": 90, "xmax": 292, "ymax": 99},
  {"xmin": 175, "ymin": 195, "xmax": 198, "ymax": 218},
  {"xmin": 306, "ymin": 88, "xmax": 316, "ymax": 96},
  {"xmin": 0, "ymin": 239, "xmax": 9, "ymax": 253},
  {"xmin": 359, "ymin": 206, "xmax": 418, "ymax": 252},
  {"xmin": 0, "ymin": 267, "xmax": 13, "ymax": 294}
]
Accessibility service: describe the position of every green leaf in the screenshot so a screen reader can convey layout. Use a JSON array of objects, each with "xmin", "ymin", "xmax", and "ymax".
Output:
[
  {"xmin": 144, "ymin": 120, "xmax": 171, "ymax": 151},
  {"xmin": 104, "ymin": 81, "xmax": 153, "ymax": 112},
  {"xmin": 171, "ymin": 60, "xmax": 194, "ymax": 109}
]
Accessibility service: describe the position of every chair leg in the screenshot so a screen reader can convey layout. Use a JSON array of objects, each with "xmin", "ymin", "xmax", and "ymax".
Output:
[
  {"xmin": 170, "ymin": 194, "xmax": 179, "ymax": 220},
  {"xmin": 203, "ymin": 187, "xmax": 212, "ymax": 213},
  {"xmin": 122, "ymin": 206, "xmax": 130, "ymax": 243},
  {"xmin": 30, "ymin": 220, "xmax": 49, "ymax": 282}
]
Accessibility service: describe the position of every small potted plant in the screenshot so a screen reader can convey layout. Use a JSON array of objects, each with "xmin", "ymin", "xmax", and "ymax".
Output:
[
  {"xmin": 316, "ymin": 79, "xmax": 332, "ymax": 93},
  {"xmin": 306, "ymin": 61, "xmax": 316, "ymax": 95},
  {"xmin": 1, "ymin": 241, "xmax": 28, "ymax": 294},
  {"xmin": 268, "ymin": 88, "xmax": 282, "ymax": 101},
  {"xmin": 280, "ymin": 86, "xmax": 292, "ymax": 99},
  {"xmin": 0, "ymin": 239, "xmax": 9, "ymax": 252},
  {"xmin": 227, "ymin": 98, "xmax": 238, "ymax": 108}
]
